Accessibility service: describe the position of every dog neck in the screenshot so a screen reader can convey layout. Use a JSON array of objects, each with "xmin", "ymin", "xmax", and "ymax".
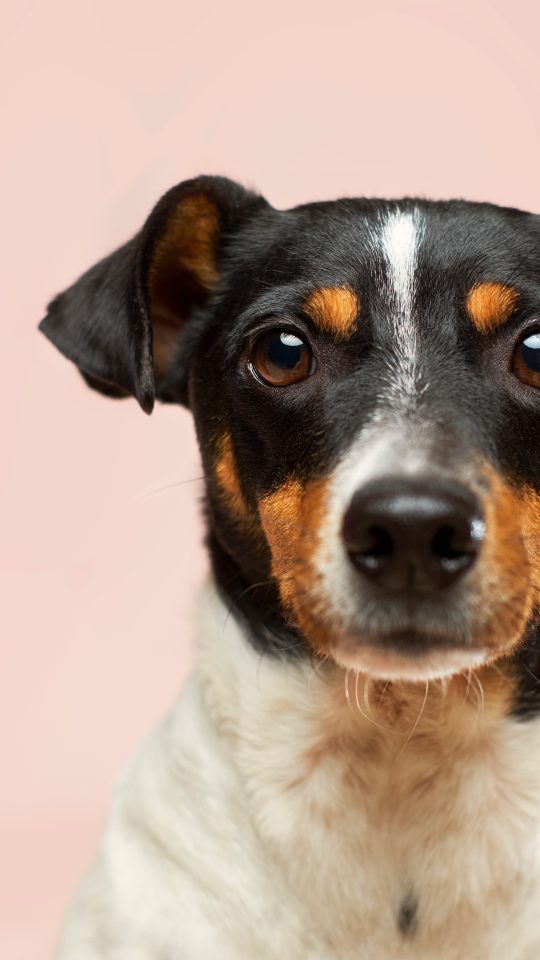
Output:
[
  {"xmin": 196, "ymin": 577, "xmax": 514, "ymax": 755},
  {"xmin": 194, "ymin": 579, "xmax": 540, "ymax": 945}
]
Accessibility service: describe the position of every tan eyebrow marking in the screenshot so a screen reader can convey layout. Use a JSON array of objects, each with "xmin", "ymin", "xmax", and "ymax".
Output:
[
  {"xmin": 465, "ymin": 282, "xmax": 519, "ymax": 334},
  {"xmin": 303, "ymin": 286, "xmax": 360, "ymax": 340}
]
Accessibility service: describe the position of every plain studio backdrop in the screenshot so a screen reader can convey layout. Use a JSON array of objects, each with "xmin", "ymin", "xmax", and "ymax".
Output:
[{"xmin": 2, "ymin": 0, "xmax": 540, "ymax": 955}]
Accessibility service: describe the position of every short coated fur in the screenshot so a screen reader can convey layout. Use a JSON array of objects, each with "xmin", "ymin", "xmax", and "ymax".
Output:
[{"xmin": 41, "ymin": 178, "xmax": 540, "ymax": 958}]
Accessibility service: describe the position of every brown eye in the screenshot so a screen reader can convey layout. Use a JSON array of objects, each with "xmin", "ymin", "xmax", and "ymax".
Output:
[
  {"xmin": 512, "ymin": 332, "xmax": 540, "ymax": 388},
  {"xmin": 250, "ymin": 330, "xmax": 315, "ymax": 386}
]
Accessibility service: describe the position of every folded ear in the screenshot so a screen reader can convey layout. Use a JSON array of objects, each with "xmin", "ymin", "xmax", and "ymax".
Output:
[{"xmin": 39, "ymin": 176, "xmax": 268, "ymax": 413}]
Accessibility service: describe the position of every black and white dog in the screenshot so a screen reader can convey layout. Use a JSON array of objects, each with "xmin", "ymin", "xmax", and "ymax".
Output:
[{"xmin": 41, "ymin": 177, "xmax": 540, "ymax": 959}]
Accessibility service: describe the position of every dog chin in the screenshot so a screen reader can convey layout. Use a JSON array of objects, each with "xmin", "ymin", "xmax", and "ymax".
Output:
[{"xmin": 330, "ymin": 641, "xmax": 488, "ymax": 682}]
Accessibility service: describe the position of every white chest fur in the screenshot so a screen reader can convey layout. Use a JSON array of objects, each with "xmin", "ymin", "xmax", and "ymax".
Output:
[{"xmin": 57, "ymin": 583, "xmax": 540, "ymax": 960}]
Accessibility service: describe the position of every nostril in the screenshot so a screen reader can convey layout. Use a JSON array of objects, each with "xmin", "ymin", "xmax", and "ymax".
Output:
[
  {"xmin": 352, "ymin": 524, "xmax": 394, "ymax": 572},
  {"xmin": 431, "ymin": 523, "xmax": 477, "ymax": 574}
]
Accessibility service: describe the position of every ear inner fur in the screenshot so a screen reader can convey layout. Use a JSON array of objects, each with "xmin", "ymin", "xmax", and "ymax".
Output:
[
  {"xmin": 148, "ymin": 194, "xmax": 221, "ymax": 378},
  {"xmin": 149, "ymin": 194, "xmax": 220, "ymax": 294}
]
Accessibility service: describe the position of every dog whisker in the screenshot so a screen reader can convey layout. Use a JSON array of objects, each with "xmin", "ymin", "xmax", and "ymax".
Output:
[
  {"xmin": 520, "ymin": 661, "xmax": 540, "ymax": 686},
  {"xmin": 397, "ymin": 681, "xmax": 429, "ymax": 757},
  {"xmin": 353, "ymin": 669, "xmax": 394, "ymax": 733},
  {"xmin": 469, "ymin": 670, "xmax": 485, "ymax": 718},
  {"xmin": 489, "ymin": 662, "xmax": 513, "ymax": 687},
  {"xmin": 137, "ymin": 476, "xmax": 206, "ymax": 498},
  {"xmin": 378, "ymin": 679, "xmax": 391, "ymax": 706}
]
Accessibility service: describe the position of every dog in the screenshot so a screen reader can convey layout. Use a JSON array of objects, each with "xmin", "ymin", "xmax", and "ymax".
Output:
[{"xmin": 40, "ymin": 177, "xmax": 540, "ymax": 959}]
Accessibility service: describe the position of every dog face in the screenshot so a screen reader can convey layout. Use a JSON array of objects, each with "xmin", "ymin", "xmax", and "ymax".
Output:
[{"xmin": 40, "ymin": 177, "xmax": 540, "ymax": 692}]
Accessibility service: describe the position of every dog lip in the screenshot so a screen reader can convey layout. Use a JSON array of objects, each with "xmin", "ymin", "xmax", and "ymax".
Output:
[
  {"xmin": 367, "ymin": 629, "xmax": 475, "ymax": 655},
  {"xmin": 330, "ymin": 636, "xmax": 488, "ymax": 681}
]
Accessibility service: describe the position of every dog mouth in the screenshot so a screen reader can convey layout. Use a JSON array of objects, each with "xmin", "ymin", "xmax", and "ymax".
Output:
[
  {"xmin": 259, "ymin": 437, "xmax": 536, "ymax": 681},
  {"xmin": 329, "ymin": 630, "xmax": 488, "ymax": 681},
  {"xmin": 287, "ymin": 459, "xmax": 533, "ymax": 681}
]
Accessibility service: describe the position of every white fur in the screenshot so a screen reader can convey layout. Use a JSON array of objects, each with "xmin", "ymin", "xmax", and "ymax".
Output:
[
  {"xmin": 382, "ymin": 209, "xmax": 418, "ymax": 315},
  {"xmin": 312, "ymin": 426, "xmax": 428, "ymax": 633},
  {"xmin": 56, "ymin": 581, "xmax": 540, "ymax": 959},
  {"xmin": 379, "ymin": 208, "xmax": 425, "ymax": 409}
]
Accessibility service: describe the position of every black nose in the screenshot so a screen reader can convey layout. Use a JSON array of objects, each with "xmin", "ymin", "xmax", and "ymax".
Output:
[{"xmin": 342, "ymin": 477, "xmax": 484, "ymax": 593}]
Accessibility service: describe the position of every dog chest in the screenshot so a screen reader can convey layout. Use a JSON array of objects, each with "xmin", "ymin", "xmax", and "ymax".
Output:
[{"xmin": 195, "ymin": 591, "xmax": 540, "ymax": 956}]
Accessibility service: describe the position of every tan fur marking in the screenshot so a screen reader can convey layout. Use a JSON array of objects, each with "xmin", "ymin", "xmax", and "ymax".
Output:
[
  {"xmin": 521, "ymin": 486, "xmax": 540, "ymax": 604},
  {"xmin": 259, "ymin": 475, "xmax": 332, "ymax": 646},
  {"xmin": 149, "ymin": 194, "xmax": 220, "ymax": 376},
  {"xmin": 149, "ymin": 194, "xmax": 219, "ymax": 293},
  {"xmin": 461, "ymin": 465, "xmax": 536, "ymax": 658},
  {"xmin": 258, "ymin": 478, "xmax": 304, "ymax": 604},
  {"xmin": 304, "ymin": 286, "xmax": 359, "ymax": 340},
  {"xmin": 215, "ymin": 433, "xmax": 249, "ymax": 520},
  {"xmin": 466, "ymin": 282, "xmax": 519, "ymax": 334}
]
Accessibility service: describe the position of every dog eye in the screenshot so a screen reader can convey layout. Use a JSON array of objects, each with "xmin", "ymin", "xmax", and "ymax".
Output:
[
  {"xmin": 512, "ymin": 331, "xmax": 540, "ymax": 388},
  {"xmin": 250, "ymin": 330, "xmax": 315, "ymax": 386}
]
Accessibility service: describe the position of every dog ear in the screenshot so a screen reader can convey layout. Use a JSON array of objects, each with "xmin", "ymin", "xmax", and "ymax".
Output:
[{"xmin": 39, "ymin": 176, "xmax": 268, "ymax": 413}]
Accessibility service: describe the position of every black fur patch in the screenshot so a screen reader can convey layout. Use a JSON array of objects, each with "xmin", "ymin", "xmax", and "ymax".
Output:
[
  {"xmin": 512, "ymin": 625, "xmax": 540, "ymax": 720},
  {"xmin": 398, "ymin": 892, "xmax": 419, "ymax": 937}
]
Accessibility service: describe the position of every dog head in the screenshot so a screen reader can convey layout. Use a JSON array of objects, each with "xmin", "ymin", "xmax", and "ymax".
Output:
[{"xmin": 40, "ymin": 177, "xmax": 540, "ymax": 690}]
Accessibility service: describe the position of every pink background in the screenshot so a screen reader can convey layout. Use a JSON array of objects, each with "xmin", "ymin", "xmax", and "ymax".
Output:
[{"xmin": 3, "ymin": 1, "xmax": 540, "ymax": 955}]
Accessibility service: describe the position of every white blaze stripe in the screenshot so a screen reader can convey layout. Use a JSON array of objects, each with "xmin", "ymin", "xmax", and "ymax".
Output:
[
  {"xmin": 381, "ymin": 209, "xmax": 419, "ymax": 318},
  {"xmin": 380, "ymin": 208, "xmax": 424, "ymax": 404}
]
